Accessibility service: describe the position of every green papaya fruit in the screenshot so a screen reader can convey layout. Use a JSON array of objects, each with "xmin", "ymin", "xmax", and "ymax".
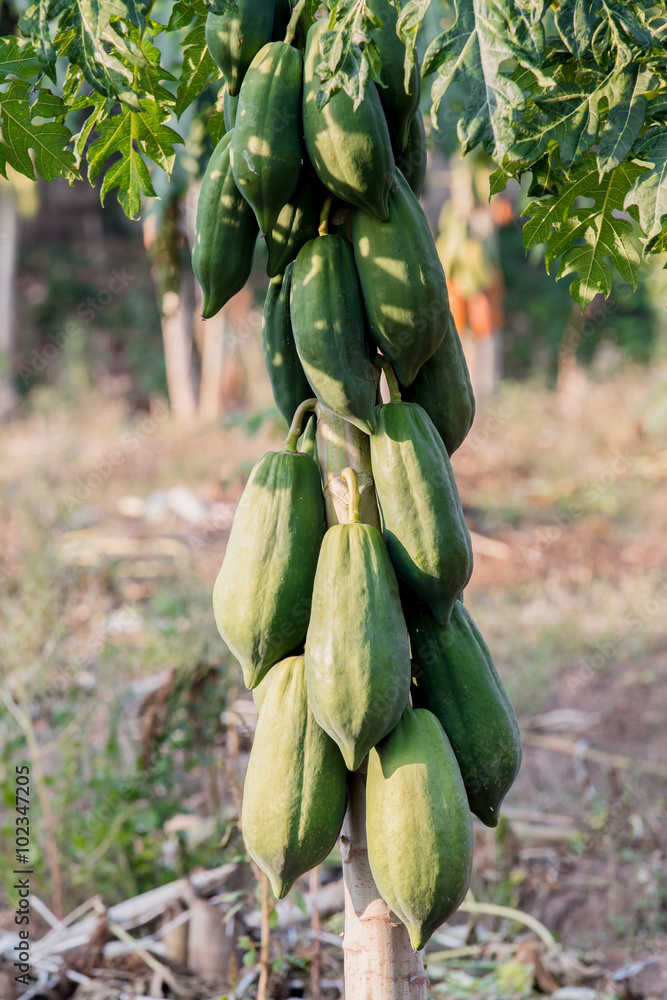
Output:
[
  {"xmin": 205, "ymin": 1, "xmax": 275, "ymax": 96},
  {"xmin": 192, "ymin": 132, "xmax": 259, "ymax": 320},
  {"xmin": 397, "ymin": 108, "xmax": 427, "ymax": 198},
  {"xmin": 368, "ymin": 0, "xmax": 421, "ymax": 152},
  {"xmin": 231, "ymin": 42, "xmax": 303, "ymax": 235},
  {"xmin": 223, "ymin": 86, "xmax": 238, "ymax": 131},
  {"xmin": 305, "ymin": 471, "xmax": 411, "ymax": 770},
  {"xmin": 370, "ymin": 399, "xmax": 473, "ymax": 625},
  {"xmin": 266, "ymin": 160, "xmax": 327, "ymax": 279},
  {"xmin": 407, "ymin": 600, "xmax": 522, "ymax": 828},
  {"xmin": 271, "ymin": 0, "xmax": 291, "ymax": 40},
  {"xmin": 401, "ymin": 312, "xmax": 475, "ymax": 456},
  {"xmin": 213, "ymin": 446, "xmax": 324, "ymax": 689},
  {"xmin": 303, "ymin": 20, "xmax": 395, "ymax": 222},
  {"xmin": 291, "ymin": 235, "xmax": 377, "ymax": 435},
  {"xmin": 366, "ymin": 707, "xmax": 473, "ymax": 951},
  {"xmin": 262, "ymin": 264, "xmax": 312, "ymax": 425},
  {"xmin": 243, "ymin": 656, "xmax": 348, "ymax": 898},
  {"xmin": 351, "ymin": 168, "xmax": 449, "ymax": 386}
]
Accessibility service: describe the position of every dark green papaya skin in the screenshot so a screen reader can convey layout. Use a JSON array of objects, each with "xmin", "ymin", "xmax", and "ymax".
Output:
[
  {"xmin": 192, "ymin": 132, "xmax": 259, "ymax": 320},
  {"xmin": 368, "ymin": 0, "xmax": 421, "ymax": 152},
  {"xmin": 370, "ymin": 400, "xmax": 473, "ymax": 625},
  {"xmin": 406, "ymin": 599, "xmax": 523, "ymax": 828},
  {"xmin": 366, "ymin": 707, "xmax": 473, "ymax": 951},
  {"xmin": 401, "ymin": 312, "xmax": 475, "ymax": 456},
  {"xmin": 397, "ymin": 108, "xmax": 427, "ymax": 198},
  {"xmin": 291, "ymin": 235, "xmax": 377, "ymax": 435},
  {"xmin": 303, "ymin": 20, "xmax": 395, "ymax": 222},
  {"xmin": 351, "ymin": 169, "xmax": 449, "ymax": 385},
  {"xmin": 231, "ymin": 42, "xmax": 303, "ymax": 235},
  {"xmin": 205, "ymin": 1, "xmax": 275, "ymax": 96},
  {"xmin": 262, "ymin": 264, "xmax": 312, "ymax": 425},
  {"xmin": 266, "ymin": 160, "xmax": 327, "ymax": 279},
  {"xmin": 223, "ymin": 85, "xmax": 238, "ymax": 131},
  {"xmin": 213, "ymin": 448, "xmax": 325, "ymax": 689},
  {"xmin": 242, "ymin": 656, "xmax": 348, "ymax": 899},
  {"xmin": 305, "ymin": 521, "xmax": 411, "ymax": 771}
]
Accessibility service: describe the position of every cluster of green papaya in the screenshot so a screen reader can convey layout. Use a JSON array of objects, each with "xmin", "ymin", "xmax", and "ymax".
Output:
[{"xmin": 202, "ymin": 0, "xmax": 521, "ymax": 953}]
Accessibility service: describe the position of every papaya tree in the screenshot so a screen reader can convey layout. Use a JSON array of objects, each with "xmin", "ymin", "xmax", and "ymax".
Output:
[{"xmin": 3, "ymin": 1, "xmax": 667, "ymax": 997}]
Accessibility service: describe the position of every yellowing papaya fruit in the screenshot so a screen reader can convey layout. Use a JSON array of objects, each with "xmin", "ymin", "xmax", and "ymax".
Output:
[
  {"xmin": 303, "ymin": 20, "xmax": 395, "ymax": 222},
  {"xmin": 401, "ymin": 312, "xmax": 475, "ymax": 456},
  {"xmin": 366, "ymin": 706, "xmax": 473, "ymax": 951},
  {"xmin": 262, "ymin": 264, "xmax": 312, "ymax": 425},
  {"xmin": 407, "ymin": 599, "xmax": 522, "ymax": 828},
  {"xmin": 370, "ymin": 396, "xmax": 473, "ymax": 625},
  {"xmin": 291, "ymin": 236, "xmax": 377, "ymax": 435},
  {"xmin": 305, "ymin": 470, "xmax": 411, "ymax": 771},
  {"xmin": 205, "ymin": 1, "xmax": 275, "ymax": 96},
  {"xmin": 231, "ymin": 42, "xmax": 303, "ymax": 235},
  {"xmin": 192, "ymin": 132, "xmax": 259, "ymax": 320},
  {"xmin": 266, "ymin": 160, "xmax": 327, "ymax": 279},
  {"xmin": 242, "ymin": 656, "xmax": 348, "ymax": 898},
  {"xmin": 368, "ymin": 0, "xmax": 421, "ymax": 152},
  {"xmin": 213, "ymin": 445, "xmax": 324, "ymax": 689},
  {"xmin": 351, "ymin": 168, "xmax": 449, "ymax": 386},
  {"xmin": 398, "ymin": 108, "xmax": 427, "ymax": 198}
]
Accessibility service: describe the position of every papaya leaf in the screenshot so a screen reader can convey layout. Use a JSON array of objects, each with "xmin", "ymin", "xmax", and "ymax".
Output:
[
  {"xmin": 0, "ymin": 79, "xmax": 78, "ymax": 182},
  {"xmin": 317, "ymin": 0, "xmax": 384, "ymax": 111},
  {"xmin": 596, "ymin": 63, "xmax": 649, "ymax": 174},
  {"xmin": 120, "ymin": 0, "xmax": 149, "ymax": 29},
  {"xmin": 397, "ymin": 0, "xmax": 431, "ymax": 92},
  {"xmin": 19, "ymin": 0, "xmax": 70, "ymax": 80},
  {"xmin": 0, "ymin": 37, "xmax": 44, "ymax": 81},
  {"xmin": 174, "ymin": 20, "xmax": 219, "ymax": 117},
  {"xmin": 555, "ymin": 0, "xmax": 596, "ymax": 60},
  {"xmin": 623, "ymin": 126, "xmax": 667, "ymax": 240}
]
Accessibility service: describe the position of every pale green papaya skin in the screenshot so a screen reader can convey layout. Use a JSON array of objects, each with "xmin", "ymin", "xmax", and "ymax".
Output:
[
  {"xmin": 397, "ymin": 108, "xmax": 427, "ymax": 198},
  {"xmin": 366, "ymin": 707, "xmax": 473, "ymax": 951},
  {"xmin": 231, "ymin": 42, "xmax": 303, "ymax": 235},
  {"xmin": 401, "ymin": 312, "xmax": 475, "ymax": 456},
  {"xmin": 223, "ymin": 86, "xmax": 238, "ymax": 131},
  {"xmin": 370, "ymin": 401, "xmax": 473, "ymax": 625},
  {"xmin": 266, "ymin": 161, "xmax": 327, "ymax": 279},
  {"xmin": 242, "ymin": 656, "xmax": 348, "ymax": 898},
  {"xmin": 262, "ymin": 264, "xmax": 312, "ymax": 425},
  {"xmin": 213, "ymin": 449, "xmax": 324, "ymax": 689},
  {"xmin": 304, "ymin": 522, "xmax": 411, "ymax": 771},
  {"xmin": 351, "ymin": 168, "xmax": 449, "ymax": 385},
  {"xmin": 303, "ymin": 20, "xmax": 395, "ymax": 222},
  {"xmin": 368, "ymin": 0, "xmax": 421, "ymax": 152},
  {"xmin": 406, "ymin": 600, "xmax": 523, "ymax": 828},
  {"xmin": 205, "ymin": 1, "xmax": 275, "ymax": 96},
  {"xmin": 291, "ymin": 236, "xmax": 377, "ymax": 435},
  {"xmin": 192, "ymin": 132, "xmax": 259, "ymax": 320}
]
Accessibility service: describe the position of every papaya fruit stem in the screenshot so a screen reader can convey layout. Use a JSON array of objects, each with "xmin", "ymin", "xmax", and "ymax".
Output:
[
  {"xmin": 376, "ymin": 356, "xmax": 403, "ymax": 402},
  {"xmin": 283, "ymin": 397, "xmax": 318, "ymax": 453},
  {"xmin": 341, "ymin": 467, "xmax": 362, "ymax": 524},
  {"xmin": 284, "ymin": 0, "xmax": 307, "ymax": 45},
  {"xmin": 318, "ymin": 195, "xmax": 334, "ymax": 236}
]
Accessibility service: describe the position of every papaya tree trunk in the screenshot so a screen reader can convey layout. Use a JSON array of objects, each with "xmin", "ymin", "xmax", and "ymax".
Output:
[{"xmin": 316, "ymin": 409, "xmax": 428, "ymax": 1000}]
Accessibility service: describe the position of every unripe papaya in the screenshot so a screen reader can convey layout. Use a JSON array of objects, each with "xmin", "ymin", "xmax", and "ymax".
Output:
[
  {"xmin": 368, "ymin": 0, "xmax": 421, "ymax": 151},
  {"xmin": 205, "ymin": 1, "xmax": 275, "ymax": 96},
  {"xmin": 406, "ymin": 600, "xmax": 522, "ymax": 828},
  {"xmin": 213, "ymin": 447, "xmax": 324, "ymax": 689},
  {"xmin": 401, "ymin": 313, "xmax": 475, "ymax": 456},
  {"xmin": 366, "ymin": 707, "xmax": 473, "ymax": 951},
  {"xmin": 305, "ymin": 472, "xmax": 411, "ymax": 771},
  {"xmin": 266, "ymin": 161, "xmax": 327, "ymax": 279},
  {"xmin": 303, "ymin": 20, "xmax": 395, "ymax": 222},
  {"xmin": 223, "ymin": 86, "xmax": 238, "ymax": 131},
  {"xmin": 370, "ymin": 399, "xmax": 473, "ymax": 625},
  {"xmin": 231, "ymin": 42, "xmax": 303, "ymax": 235},
  {"xmin": 351, "ymin": 168, "xmax": 449, "ymax": 385},
  {"xmin": 291, "ymin": 236, "xmax": 377, "ymax": 435},
  {"xmin": 192, "ymin": 132, "xmax": 259, "ymax": 320},
  {"xmin": 398, "ymin": 108, "xmax": 427, "ymax": 198},
  {"xmin": 243, "ymin": 656, "xmax": 348, "ymax": 898},
  {"xmin": 262, "ymin": 264, "xmax": 312, "ymax": 425}
]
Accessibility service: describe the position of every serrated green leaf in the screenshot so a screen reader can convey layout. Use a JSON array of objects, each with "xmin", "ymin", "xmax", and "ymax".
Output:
[
  {"xmin": 597, "ymin": 63, "xmax": 649, "ymax": 173},
  {"xmin": 0, "ymin": 79, "xmax": 78, "ymax": 182},
  {"xmin": 510, "ymin": 74, "xmax": 609, "ymax": 167},
  {"xmin": 120, "ymin": 0, "xmax": 149, "ymax": 29},
  {"xmin": 555, "ymin": 0, "xmax": 595, "ymax": 60},
  {"xmin": 165, "ymin": 1, "xmax": 202, "ymax": 32},
  {"xmin": 623, "ymin": 126, "xmax": 667, "ymax": 239},
  {"xmin": 175, "ymin": 21, "xmax": 218, "ymax": 117},
  {"xmin": 0, "ymin": 36, "xmax": 44, "ymax": 80},
  {"xmin": 19, "ymin": 0, "xmax": 69, "ymax": 80},
  {"xmin": 397, "ymin": 0, "xmax": 430, "ymax": 93},
  {"xmin": 317, "ymin": 1, "xmax": 384, "ymax": 111}
]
